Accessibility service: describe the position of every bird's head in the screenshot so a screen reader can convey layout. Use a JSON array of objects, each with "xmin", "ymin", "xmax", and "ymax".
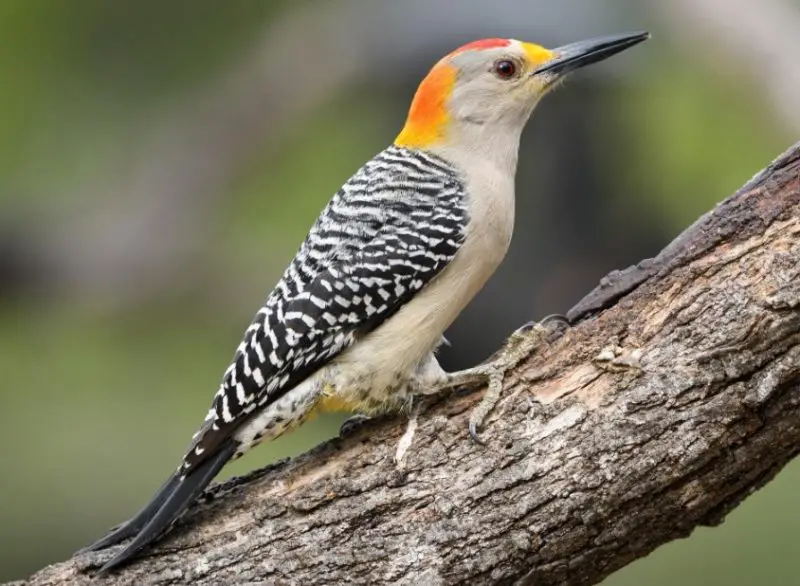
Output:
[{"xmin": 395, "ymin": 32, "xmax": 649, "ymax": 155}]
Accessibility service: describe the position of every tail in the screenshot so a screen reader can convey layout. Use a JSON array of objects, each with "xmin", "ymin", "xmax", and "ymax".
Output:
[
  {"xmin": 80, "ymin": 440, "xmax": 237, "ymax": 574},
  {"xmin": 76, "ymin": 473, "xmax": 182, "ymax": 554}
]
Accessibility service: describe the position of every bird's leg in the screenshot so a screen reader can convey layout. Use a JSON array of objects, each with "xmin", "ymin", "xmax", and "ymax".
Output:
[
  {"xmin": 339, "ymin": 391, "xmax": 411, "ymax": 438},
  {"xmin": 432, "ymin": 315, "xmax": 569, "ymax": 443}
]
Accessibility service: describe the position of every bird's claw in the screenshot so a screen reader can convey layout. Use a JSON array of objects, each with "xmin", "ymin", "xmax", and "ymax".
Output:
[
  {"xmin": 468, "ymin": 419, "xmax": 486, "ymax": 445},
  {"xmin": 454, "ymin": 384, "xmax": 477, "ymax": 397},
  {"xmin": 465, "ymin": 315, "xmax": 568, "ymax": 444},
  {"xmin": 338, "ymin": 414, "xmax": 372, "ymax": 437}
]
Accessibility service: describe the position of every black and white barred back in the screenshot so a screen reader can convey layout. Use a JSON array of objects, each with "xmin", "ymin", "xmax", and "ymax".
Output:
[{"xmin": 182, "ymin": 146, "xmax": 469, "ymax": 474}]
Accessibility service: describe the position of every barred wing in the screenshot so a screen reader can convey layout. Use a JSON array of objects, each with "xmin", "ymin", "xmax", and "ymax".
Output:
[{"xmin": 181, "ymin": 147, "xmax": 467, "ymax": 472}]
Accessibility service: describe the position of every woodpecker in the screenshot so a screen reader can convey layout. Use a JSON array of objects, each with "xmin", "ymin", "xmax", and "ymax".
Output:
[{"xmin": 81, "ymin": 31, "xmax": 649, "ymax": 572}]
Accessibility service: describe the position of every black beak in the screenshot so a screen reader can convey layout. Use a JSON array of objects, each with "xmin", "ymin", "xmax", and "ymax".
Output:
[{"xmin": 534, "ymin": 31, "xmax": 649, "ymax": 77}]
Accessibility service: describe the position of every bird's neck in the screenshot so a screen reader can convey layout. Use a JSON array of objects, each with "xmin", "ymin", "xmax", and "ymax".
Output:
[{"xmin": 430, "ymin": 122, "xmax": 523, "ymax": 179}]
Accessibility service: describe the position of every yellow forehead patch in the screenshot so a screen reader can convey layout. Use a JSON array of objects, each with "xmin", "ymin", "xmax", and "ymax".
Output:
[{"xmin": 521, "ymin": 42, "xmax": 555, "ymax": 68}]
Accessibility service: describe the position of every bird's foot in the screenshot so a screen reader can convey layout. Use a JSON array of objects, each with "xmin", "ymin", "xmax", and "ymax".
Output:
[
  {"xmin": 338, "ymin": 413, "xmax": 373, "ymax": 438},
  {"xmin": 441, "ymin": 315, "xmax": 569, "ymax": 443}
]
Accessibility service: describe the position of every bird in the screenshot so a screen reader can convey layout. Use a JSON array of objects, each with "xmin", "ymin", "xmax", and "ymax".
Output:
[{"xmin": 80, "ymin": 31, "xmax": 649, "ymax": 573}]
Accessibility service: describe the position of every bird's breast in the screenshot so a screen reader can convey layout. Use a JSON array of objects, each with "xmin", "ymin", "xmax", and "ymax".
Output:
[{"xmin": 463, "ymin": 163, "xmax": 516, "ymax": 266}]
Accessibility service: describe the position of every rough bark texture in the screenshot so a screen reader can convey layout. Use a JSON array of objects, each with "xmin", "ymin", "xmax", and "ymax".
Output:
[{"xmin": 14, "ymin": 144, "xmax": 800, "ymax": 586}]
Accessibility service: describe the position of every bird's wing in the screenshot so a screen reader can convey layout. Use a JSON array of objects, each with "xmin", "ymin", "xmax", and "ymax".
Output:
[{"xmin": 182, "ymin": 146, "xmax": 468, "ymax": 472}]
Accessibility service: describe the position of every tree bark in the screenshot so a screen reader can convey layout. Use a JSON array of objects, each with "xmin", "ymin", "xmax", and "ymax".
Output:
[{"xmin": 14, "ymin": 143, "xmax": 800, "ymax": 586}]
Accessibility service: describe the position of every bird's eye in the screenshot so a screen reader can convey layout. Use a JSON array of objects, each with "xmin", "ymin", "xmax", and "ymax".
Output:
[{"xmin": 493, "ymin": 59, "xmax": 517, "ymax": 79}]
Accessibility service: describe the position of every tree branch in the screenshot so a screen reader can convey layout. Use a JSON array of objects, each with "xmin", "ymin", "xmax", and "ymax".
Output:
[{"xmin": 17, "ymin": 143, "xmax": 800, "ymax": 585}]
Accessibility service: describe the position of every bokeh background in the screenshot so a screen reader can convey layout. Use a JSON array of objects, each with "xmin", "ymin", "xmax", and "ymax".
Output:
[{"xmin": 1, "ymin": 0, "xmax": 798, "ymax": 583}]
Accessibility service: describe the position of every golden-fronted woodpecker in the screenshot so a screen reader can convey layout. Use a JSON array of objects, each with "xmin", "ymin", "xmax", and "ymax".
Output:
[{"xmin": 81, "ymin": 31, "xmax": 649, "ymax": 572}]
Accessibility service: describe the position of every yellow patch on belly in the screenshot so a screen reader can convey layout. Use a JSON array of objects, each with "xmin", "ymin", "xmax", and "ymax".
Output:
[{"xmin": 317, "ymin": 393, "xmax": 359, "ymax": 414}]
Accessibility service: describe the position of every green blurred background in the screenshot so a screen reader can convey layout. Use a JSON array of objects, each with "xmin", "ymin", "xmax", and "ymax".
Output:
[{"xmin": 1, "ymin": 1, "xmax": 798, "ymax": 583}]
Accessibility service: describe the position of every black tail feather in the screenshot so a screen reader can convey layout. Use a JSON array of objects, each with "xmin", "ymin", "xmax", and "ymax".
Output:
[
  {"xmin": 76, "ymin": 473, "xmax": 182, "ymax": 555},
  {"xmin": 94, "ymin": 440, "xmax": 237, "ymax": 574}
]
